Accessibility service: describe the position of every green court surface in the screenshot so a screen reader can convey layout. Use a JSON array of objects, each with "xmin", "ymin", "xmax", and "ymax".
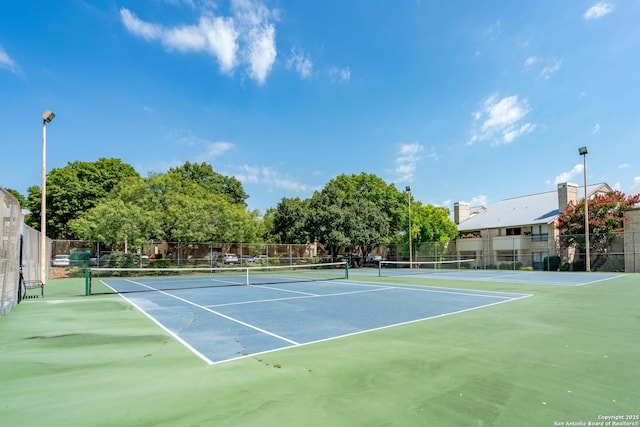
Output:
[{"xmin": 1, "ymin": 273, "xmax": 639, "ymax": 426}]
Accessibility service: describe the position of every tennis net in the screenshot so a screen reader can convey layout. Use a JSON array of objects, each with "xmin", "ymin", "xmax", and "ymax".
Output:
[
  {"xmin": 378, "ymin": 259, "xmax": 477, "ymax": 277},
  {"xmin": 86, "ymin": 261, "xmax": 348, "ymax": 295}
]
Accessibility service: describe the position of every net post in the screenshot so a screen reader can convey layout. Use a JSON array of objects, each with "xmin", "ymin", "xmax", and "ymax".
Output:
[
  {"xmin": 85, "ymin": 268, "xmax": 90, "ymax": 296},
  {"xmin": 246, "ymin": 268, "xmax": 250, "ymax": 286},
  {"xmin": 378, "ymin": 261, "xmax": 382, "ymax": 277},
  {"xmin": 345, "ymin": 261, "xmax": 349, "ymax": 279}
]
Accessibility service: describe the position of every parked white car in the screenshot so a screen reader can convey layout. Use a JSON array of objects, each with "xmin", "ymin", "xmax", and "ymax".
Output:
[
  {"xmin": 223, "ymin": 254, "xmax": 239, "ymax": 264},
  {"xmin": 365, "ymin": 253, "xmax": 382, "ymax": 263},
  {"xmin": 51, "ymin": 254, "xmax": 70, "ymax": 267}
]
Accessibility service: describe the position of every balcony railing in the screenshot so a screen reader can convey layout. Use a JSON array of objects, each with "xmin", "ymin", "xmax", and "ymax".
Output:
[
  {"xmin": 493, "ymin": 235, "xmax": 532, "ymax": 251},
  {"xmin": 456, "ymin": 238, "xmax": 483, "ymax": 252}
]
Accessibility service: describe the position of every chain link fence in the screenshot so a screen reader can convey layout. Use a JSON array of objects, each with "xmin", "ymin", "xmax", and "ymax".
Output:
[
  {"xmin": 446, "ymin": 231, "xmax": 635, "ymax": 272},
  {"xmin": 1, "ymin": 188, "xmax": 52, "ymax": 316},
  {"xmin": 50, "ymin": 229, "xmax": 640, "ymax": 273},
  {"xmin": 0, "ymin": 188, "xmax": 21, "ymax": 315}
]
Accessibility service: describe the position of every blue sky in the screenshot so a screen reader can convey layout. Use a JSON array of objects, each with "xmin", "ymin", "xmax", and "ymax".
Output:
[{"xmin": 1, "ymin": 1, "xmax": 639, "ymax": 214}]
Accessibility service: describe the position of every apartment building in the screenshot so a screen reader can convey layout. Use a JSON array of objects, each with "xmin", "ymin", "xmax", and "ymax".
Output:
[{"xmin": 453, "ymin": 182, "xmax": 612, "ymax": 270}]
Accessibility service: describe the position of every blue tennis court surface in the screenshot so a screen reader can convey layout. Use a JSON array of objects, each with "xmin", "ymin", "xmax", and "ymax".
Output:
[{"xmin": 101, "ymin": 277, "xmax": 530, "ymax": 364}]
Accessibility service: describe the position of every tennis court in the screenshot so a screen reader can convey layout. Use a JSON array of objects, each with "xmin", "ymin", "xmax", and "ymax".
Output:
[
  {"xmin": 4, "ymin": 270, "xmax": 639, "ymax": 426},
  {"xmin": 92, "ymin": 265, "xmax": 530, "ymax": 364},
  {"xmin": 368, "ymin": 259, "xmax": 626, "ymax": 286}
]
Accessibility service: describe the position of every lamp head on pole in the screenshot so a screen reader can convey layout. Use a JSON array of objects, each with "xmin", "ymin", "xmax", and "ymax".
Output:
[
  {"xmin": 405, "ymin": 186, "xmax": 411, "ymax": 193},
  {"xmin": 578, "ymin": 146, "xmax": 588, "ymax": 156},
  {"xmin": 42, "ymin": 110, "xmax": 55, "ymax": 123}
]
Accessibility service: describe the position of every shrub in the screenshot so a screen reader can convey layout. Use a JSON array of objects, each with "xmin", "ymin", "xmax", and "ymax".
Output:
[
  {"xmin": 149, "ymin": 259, "xmax": 171, "ymax": 268},
  {"xmin": 498, "ymin": 262, "xmax": 523, "ymax": 270}
]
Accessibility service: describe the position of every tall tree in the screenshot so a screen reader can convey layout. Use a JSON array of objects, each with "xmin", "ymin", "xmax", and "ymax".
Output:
[
  {"xmin": 403, "ymin": 201, "xmax": 458, "ymax": 258},
  {"xmin": 70, "ymin": 163, "xmax": 263, "ymax": 247},
  {"xmin": 26, "ymin": 158, "xmax": 140, "ymax": 238},
  {"xmin": 270, "ymin": 197, "xmax": 310, "ymax": 244},
  {"xmin": 69, "ymin": 198, "xmax": 162, "ymax": 251},
  {"xmin": 168, "ymin": 161, "xmax": 248, "ymax": 206},
  {"xmin": 305, "ymin": 173, "xmax": 404, "ymax": 256}
]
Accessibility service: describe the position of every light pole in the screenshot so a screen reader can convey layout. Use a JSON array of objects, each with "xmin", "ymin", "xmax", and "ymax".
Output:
[
  {"xmin": 578, "ymin": 146, "xmax": 590, "ymax": 272},
  {"xmin": 40, "ymin": 110, "xmax": 55, "ymax": 284},
  {"xmin": 405, "ymin": 186, "xmax": 412, "ymax": 266}
]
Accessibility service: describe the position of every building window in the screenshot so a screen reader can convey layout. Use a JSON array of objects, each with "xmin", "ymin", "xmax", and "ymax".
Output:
[
  {"xmin": 506, "ymin": 227, "xmax": 521, "ymax": 236},
  {"xmin": 496, "ymin": 250, "xmax": 516, "ymax": 262},
  {"xmin": 533, "ymin": 252, "xmax": 550, "ymax": 270},
  {"xmin": 532, "ymin": 224, "xmax": 549, "ymax": 242}
]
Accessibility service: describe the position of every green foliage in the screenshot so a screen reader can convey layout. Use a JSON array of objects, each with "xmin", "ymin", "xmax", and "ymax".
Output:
[
  {"xmin": 270, "ymin": 197, "xmax": 310, "ymax": 244},
  {"xmin": 149, "ymin": 259, "xmax": 171, "ymax": 268},
  {"xmin": 267, "ymin": 172, "xmax": 458, "ymax": 257},
  {"xmin": 26, "ymin": 158, "xmax": 140, "ymax": 239},
  {"xmin": 404, "ymin": 201, "xmax": 458, "ymax": 255},
  {"xmin": 70, "ymin": 198, "xmax": 162, "ymax": 249},
  {"xmin": 304, "ymin": 173, "xmax": 402, "ymax": 256},
  {"xmin": 558, "ymin": 190, "xmax": 640, "ymax": 255},
  {"xmin": 498, "ymin": 262, "xmax": 522, "ymax": 270},
  {"xmin": 68, "ymin": 162, "xmax": 263, "ymax": 247},
  {"xmin": 100, "ymin": 251, "xmax": 136, "ymax": 268},
  {"xmin": 168, "ymin": 161, "xmax": 248, "ymax": 206}
]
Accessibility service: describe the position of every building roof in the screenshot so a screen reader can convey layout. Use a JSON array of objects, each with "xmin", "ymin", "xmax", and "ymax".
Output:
[{"xmin": 457, "ymin": 183, "xmax": 611, "ymax": 232}]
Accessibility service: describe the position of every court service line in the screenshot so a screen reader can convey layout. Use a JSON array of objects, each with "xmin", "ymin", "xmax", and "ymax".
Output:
[
  {"xmin": 239, "ymin": 293, "xmax": 534, "ymax": 365},
  {"xmin": 576, "ymin": 273, "xmax": 627, "ymax": 286},
  {"xmin": 207, "ymin": 285, "xmax": 396, "ymax": 308},
  {"xmin": 123, "ymin": 279, "xmax": 300, "ymax": 346},
  {"xmin": 477, "ymin": 272, "xmax": 534, "ymax": 281},
  {"xmin": 344, "ymin": 279, "xmax": 527, "ymax": 300}
]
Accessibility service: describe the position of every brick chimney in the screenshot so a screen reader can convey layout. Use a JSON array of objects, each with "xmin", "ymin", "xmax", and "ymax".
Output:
[
  {"xmin": 557, "ymin": 182, "xmax": 578, "ymax": 212},
  {"xmin": 454, "ymin": 202, "xmax": 470, "ymax": 224}
]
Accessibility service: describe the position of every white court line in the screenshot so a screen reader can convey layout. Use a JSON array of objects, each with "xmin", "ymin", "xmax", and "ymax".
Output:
[
  {"xmin": 342, "ymin": 279, "xmax": 528, "ymax": 299},
  {"xmin": 576, "ymin": 274, "xmax": 627, "ymax": 286},
  {"xmin": 215, "ymin": 292, "xmax": 533, "ymax": 365},
  {"xmin": 103, "ymin": 277, "xmax": 531, "ymax": 365},
  {"xmin": 207, "ymin": 285, "xmax": 396, "ymax": 308},
  {"xmin": 121, "ymin": 278, "xmax": 301, "ymax": 347}
]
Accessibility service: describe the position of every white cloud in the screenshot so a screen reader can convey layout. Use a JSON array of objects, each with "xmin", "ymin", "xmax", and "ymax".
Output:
[
  {"xmin": 539, "ymin": 59, "xmax": 563, "ymax": 79},
  {"xmin": 231, "ymin": 164, "xmax": 309, "ymax": 191},
  {"xmin": 0, "ymin": 45, "xmax": 23, "ymax": 77},
  {"xmin": 287, "ymin": 48, "xmax": 313, "ymax": 78},
  {"xmin": 524, "ymin": 56, "xmax": 538, "ymax": 68},
  {"xmin": 592, "ymin": 123, "xmax": 601, "ymax": 134},
  {"xmin": 394, "ymin": 143, "xmax": 423, "ymax": 182},
  {"xmin": 120, "ymin": 0, "xmax": 278, "ymax": 84},
  {"xmin": 551, "ymin": 164, "xmax": 584, "ymax": 185},
  {"xmin": 245, "ymin": 24, "xmax": 277, "ymax": 83},
  {"xmin": 329, "ymin": 66, "xmax": 351, "ymax": 83},
  {"xmin": 468, "ymin": 94, "xmax": 535, "ymax": 145},
  {"xmin": 120, "ymin": 9, "xmax": 162, "ymax": 40},
  {"xmin": 584, "ymin": 2, "xmax": 615, "ymax": 20},
  {"xmin": 201, "ymin": 141, "xmax": 234, "ymax": 159},
  {"xmin": 470, "ymin": 195, "xmax": 487, "ymax": 207},
  {"xmin": 619, "ymin": 163, "xmax": 630, "ymax": 169}
]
